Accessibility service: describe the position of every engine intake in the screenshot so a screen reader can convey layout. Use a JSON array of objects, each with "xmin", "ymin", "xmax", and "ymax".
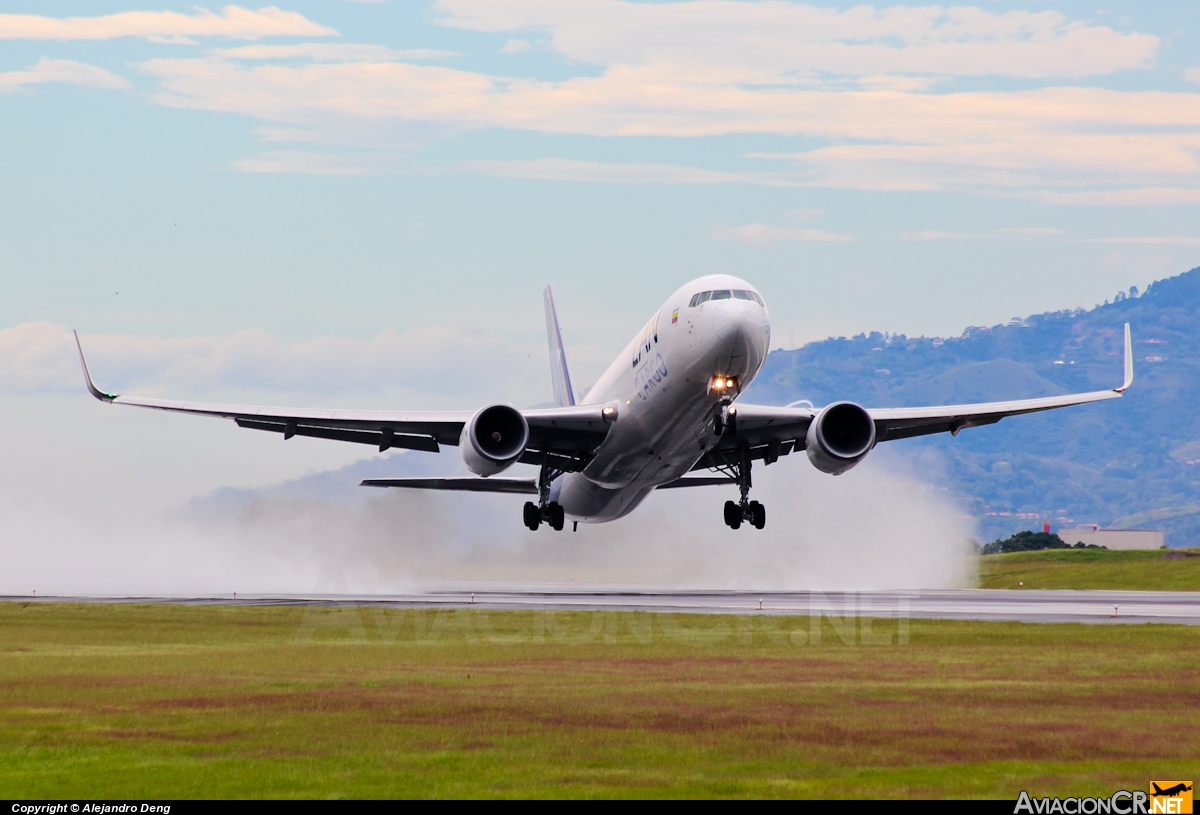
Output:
[
  {"xmin": 805, "ymin": 401, "xmax": 876, "ymax": 475},
  {"xmin": 460, "ymin": 404, "xmax": 530, "ymax": 476}
]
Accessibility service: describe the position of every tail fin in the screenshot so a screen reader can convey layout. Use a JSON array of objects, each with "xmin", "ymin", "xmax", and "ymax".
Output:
[{"xmin": 543, "ymin": 285, "xmax": 576, "ymax": 407}]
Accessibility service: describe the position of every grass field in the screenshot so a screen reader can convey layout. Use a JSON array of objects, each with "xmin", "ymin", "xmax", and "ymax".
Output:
[
  {"xmin": 977, "ymin": 548, "xmax": 1200, "ymax": 591},
  {"xmin": 1, "ymin": 603, "xmax": 1197, "ymax": 798}
]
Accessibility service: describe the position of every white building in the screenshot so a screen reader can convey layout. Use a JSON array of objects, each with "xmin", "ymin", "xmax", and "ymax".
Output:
[{"xmin": 1058, "ymin": 527, "xmax": 1164, "ymax": 550}]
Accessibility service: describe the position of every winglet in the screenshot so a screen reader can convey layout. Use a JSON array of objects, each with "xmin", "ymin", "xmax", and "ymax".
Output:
[
  {"xmin": 1115, "ymin": 322, "xmax": 1134, "ymax": 393},
  {"xmin": 73, "ymin": 331, "xmax": 116, "ymax": 403},
  {"xmin": 543, "ymin": 285, "xmax": 576, "ymax": 407}
]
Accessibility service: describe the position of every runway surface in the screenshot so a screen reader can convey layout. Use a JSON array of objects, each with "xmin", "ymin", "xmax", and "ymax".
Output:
[{"xmin": 6, "ymin": 588, "xmax": 1200, "ymax": 624}]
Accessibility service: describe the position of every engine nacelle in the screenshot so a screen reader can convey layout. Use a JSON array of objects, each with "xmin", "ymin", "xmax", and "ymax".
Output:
[
  {"xmin": 459, "ymin": 404, "xmax": 530, "ymax": 476},
  {"xmin": 805, "ymin": 401, "xmax": 876, "ymax": 475}
]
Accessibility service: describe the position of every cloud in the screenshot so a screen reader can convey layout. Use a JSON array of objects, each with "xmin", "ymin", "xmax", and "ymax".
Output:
[
  {"xmin": 214, "ymin": 43, "xmax": 458, "ymax": 61},
  {"xmin": 450, "ymin": 158, "xmax": 796, "ymax": 185},
  {"xmin": 231, "ymin": 150, "xmax": 399, "ymax": 175},
  {"xmin": 990, "ymin": 227, "xmax": 1066, "ymax": 237},
  {"xmin": 1031, "ymin": 187, "xmax": 1200, "ymax": 207},
  {"xmin": 714, "ymin": 224, "xmax": 854, "ymax": 245},
  {"xmin": 0, "ymin": 5, "xmax": 337, "ymax": 41},
  {"xmin": 499, "ymin": 38, "xmax": 533, "ymax": 54},
  {"xmin": 0, "ymin": 56, "xmax": 131, "ymax": 94},
  {"xmin": 0, "ymin": 322, "xmax": 548, "ymax": 399},
  {"xmin": 1080, "ymin": 236, "xmax": 1200, "ymax": 245},
  {"xmin": 1187, "ymin": 67, "xmax": 1200, "ymax": 84},
  {"xmin": 434, "ymin": 0, "xmax": 1157, "ymax": 81},
  {"xmin": 900, "ymin": 230, "xmax": 972, "ymax": 241},
  {"xmin": 137, "ymin": 52, "xmax": 1200, "ymax": 198}
]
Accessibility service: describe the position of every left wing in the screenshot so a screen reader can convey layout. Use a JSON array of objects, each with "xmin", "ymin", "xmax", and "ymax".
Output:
[
  {"xmin": 74, "ymin": 332, "xmax": 613, "ymax": 472},
  {"xmin": 696, "ymin": 322, "xmax": 1133, "ymax": 468}
]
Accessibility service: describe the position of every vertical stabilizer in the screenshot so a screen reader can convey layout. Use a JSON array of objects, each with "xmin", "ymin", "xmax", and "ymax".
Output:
[{"xmin": 543, "ymin": 285, "xmax": 576, "ymax": 406}]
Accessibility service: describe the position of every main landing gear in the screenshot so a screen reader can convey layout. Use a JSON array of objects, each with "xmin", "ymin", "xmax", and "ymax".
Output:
[
  {"xmin": 523, "ymin": 463, "xmax": 565, "ymax": 531},
  {"xmin": 524, "ymin": 500, "xmax": 565, "ymax": 531},
  {"xmin": 724, "ymin": 499, "xmax": 765, "ymax": 530},
  {"xmin": 720, "ymin": 444, "xmax": 766, "ymax": 530}
]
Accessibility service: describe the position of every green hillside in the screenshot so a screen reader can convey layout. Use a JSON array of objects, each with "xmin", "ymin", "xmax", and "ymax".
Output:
[
  {"xmin": 977, "ymin": 549, "xmax": 1200, "ymax": 591},
  {"xmin": 748, "ymin": 265, "xmax": 1200, "ymax": 544}
]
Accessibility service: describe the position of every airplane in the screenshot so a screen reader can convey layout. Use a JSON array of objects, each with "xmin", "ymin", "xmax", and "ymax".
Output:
[
  {"xmin": 1152, "ymin": 783, "xmax": 1192, "ymax": 798},
  {"xmin": 75, "ymin": 274, "xmax": 1134, "ymax": 532}
]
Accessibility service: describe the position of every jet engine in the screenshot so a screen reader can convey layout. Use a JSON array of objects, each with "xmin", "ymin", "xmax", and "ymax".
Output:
[
  {"xmin": 459, "ymin": 404, "xmax": 530, "ymax": 476},
  {"xmin": 805, "ymin": 401, "xmax": 876, "ymax": 475}
]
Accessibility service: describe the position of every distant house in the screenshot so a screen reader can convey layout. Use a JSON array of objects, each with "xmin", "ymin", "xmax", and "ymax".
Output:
[{"xmin": 1057, "ymin": 527, "xmax": 1164, "ymax": 550}]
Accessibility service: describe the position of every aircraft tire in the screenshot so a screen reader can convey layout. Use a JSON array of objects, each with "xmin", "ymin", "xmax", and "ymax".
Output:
[
  {"xmin": 750, "ymin": 501, "xmax": 766, "ymax": 530},
  {"xmin": 523, "ymin": 501, "xmax": 541, "ymax": 531},
  {"xmin": 723, "ymin": 500, "xmax": 741, "ymax": 529},
  {"xmin": 550, "ymin": 502, "xmax": 566, "ymax": 531}
]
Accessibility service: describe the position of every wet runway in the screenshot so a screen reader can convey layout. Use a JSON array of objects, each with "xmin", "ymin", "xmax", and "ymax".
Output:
[{"xmin": 7, "ymin": 588, "xmax": 1200, "ymax": 625}]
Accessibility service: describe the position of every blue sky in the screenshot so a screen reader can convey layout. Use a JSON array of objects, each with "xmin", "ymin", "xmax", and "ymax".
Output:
[{"xmin": 1, "ymin": 1, "xmax": 1199, "ymax": 514}]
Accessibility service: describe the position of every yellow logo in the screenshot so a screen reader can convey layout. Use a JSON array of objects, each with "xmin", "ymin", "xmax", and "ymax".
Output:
[{"xmin": 1150, "ymin": 782, "xmax": 1193, "ymax": 814}]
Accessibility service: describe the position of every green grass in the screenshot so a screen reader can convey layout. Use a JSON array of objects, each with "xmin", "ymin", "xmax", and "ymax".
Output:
[
  {"xmin": 978, "ymin": 548, "xmax": 1200, "ymax": 591},
  {"xmin": 1, "ymin": 603, "xmax": 1198, "ymax": 798}
]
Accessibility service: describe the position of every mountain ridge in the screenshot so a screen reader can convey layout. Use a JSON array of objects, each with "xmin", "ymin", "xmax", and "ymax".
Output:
[{"xmin": 747, "ymin": 265, "xmax": 1200, "ymax": 544}]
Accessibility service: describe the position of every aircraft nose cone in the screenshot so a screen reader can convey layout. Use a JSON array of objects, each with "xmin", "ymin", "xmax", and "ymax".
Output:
[{"xmin": 712, "ymin": 300, "xmax": 752, "ymax": 340}]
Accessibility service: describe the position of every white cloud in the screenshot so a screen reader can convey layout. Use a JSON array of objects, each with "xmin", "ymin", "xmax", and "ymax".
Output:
[
  {"xmin": 499, "ymin": 38, "xmax": 533, "ymax": 54},
  {"xmin": 713, "ymin": 224, "xmax": 854, "ymax": 245},
  {"xmin": 434, "ymin": 0, "xmax": 1158, "ymax": 81},
  {"xmin": 900, "ymin": 230, "xmax": 972, "ymax": 241},
  {"xmin": 451, "ymin": 158, "xmax": 796, "ymax": 185},
  {"xmin": 0, "ymin": 322, "xmax": 546, "ymax": 399},
  {"xmin": 139, "ymin": 54, "xmax": 1200, "ymax": 193},
  {"xmin": 1080, "ymin": 236, "xmax": 1200, "ymax": 245},
  {"xmin": 230, "ymin": 150, "xmax": 392, "ymax": 175},
  {"xmin": 214, "ymin": 43, "xmax": 457, "ymax": 61},
  {"xmin": 0, "ymin": 57, "xmax": 130, "ymax": 94},
  {"xmin": 1186, "ymin": 67, "xmax": 1200, "ymax": 84},
  {"xmin": 0, "ymin": 6, "xmax": 337, "ymax": 41},
  {"xmin": 991, "ymin": 227, "xmax": 1066, "ymax": 237},
  {"xmin": 1031, "ymin": 187, "xmax": 1200, "ymax": 206}
]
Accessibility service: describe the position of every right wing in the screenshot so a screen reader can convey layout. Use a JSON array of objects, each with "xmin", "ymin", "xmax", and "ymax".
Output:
[
  {"xmin": 693, "ymin": 322, "xmax": 1133, "ymax": 468},
  {"xmin": 75, "ymin": 332, "xmax": 614, "ymax": 472}
]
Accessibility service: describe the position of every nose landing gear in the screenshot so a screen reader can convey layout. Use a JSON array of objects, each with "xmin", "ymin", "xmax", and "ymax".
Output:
[{"xmin": 523, "ymin": 463, "xmax": 566, "ymax": 531}]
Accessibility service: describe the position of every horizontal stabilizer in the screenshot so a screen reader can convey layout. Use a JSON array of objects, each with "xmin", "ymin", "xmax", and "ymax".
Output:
[
  {"xmin": 361, "ymin": 477, "xmax": 538, "ymax": 494},
  {"xmin": 657, "ymin": 476, "xmax": 737, "ymax": 489}
]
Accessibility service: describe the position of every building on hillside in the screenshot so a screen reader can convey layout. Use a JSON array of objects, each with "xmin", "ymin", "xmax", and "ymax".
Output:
[{"xmin": 1057, "ymin": 526, "xmax": 1164, "ymax": 550}]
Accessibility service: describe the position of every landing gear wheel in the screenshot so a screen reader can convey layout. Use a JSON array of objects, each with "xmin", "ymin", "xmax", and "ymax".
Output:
[
  {"xmin": 723, "ymin": 500, "xmax": 742, "ymax": 529},
  {"xmin": 549, "ymin": 502, "xmax": 566, "ymax": 531},
  {"xmin": 523, "ymin": 501, "xmax": 541, "ymax": 531},
  {"xmin": 749, "ymin": 500, "xmax": 766, "ymax": 530}
]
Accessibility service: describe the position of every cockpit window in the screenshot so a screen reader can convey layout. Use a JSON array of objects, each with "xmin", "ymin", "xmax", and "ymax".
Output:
[
  {"xmin": 710, "ymin": 290, "xmax": 732, "ymax": 300},
  {"xmin": 733, "ymin": 290, "xmax": 753, "ymax": 301},
  {"xmin": 689, "ymin": 290, "xmax": 713, "ymax": 307},
  {"xmin": 750, "ymin": 291, "xmax": 764, "ymax": 306}
]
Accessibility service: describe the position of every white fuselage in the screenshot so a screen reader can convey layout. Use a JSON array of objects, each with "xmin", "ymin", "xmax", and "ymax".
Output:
[{"xmin": 552, "ymin": 274, "xmax": 771, "ymax": 522}]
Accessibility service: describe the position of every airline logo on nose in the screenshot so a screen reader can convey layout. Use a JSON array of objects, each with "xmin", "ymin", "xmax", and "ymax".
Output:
[
  {"xmin": 1150, "ymin": 782, "xmax": 1193, "ymax": 814},
  {"xmin": 671, "ymin": 309, "xmax": 679, "ymax": 324}
]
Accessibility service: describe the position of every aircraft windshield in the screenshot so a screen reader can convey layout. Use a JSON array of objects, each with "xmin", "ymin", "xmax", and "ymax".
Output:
[{"xmin": 688, "ymin": 289, "xmax": 763, "ymax": 307}]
